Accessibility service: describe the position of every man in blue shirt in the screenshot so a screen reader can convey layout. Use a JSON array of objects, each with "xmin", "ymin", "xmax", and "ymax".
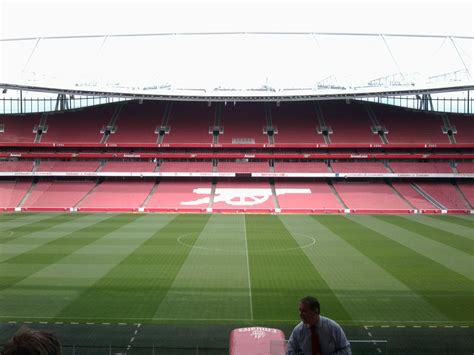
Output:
[{"xmin": 287, "ymin": 296, "xmax": 351, "ymax": 355}]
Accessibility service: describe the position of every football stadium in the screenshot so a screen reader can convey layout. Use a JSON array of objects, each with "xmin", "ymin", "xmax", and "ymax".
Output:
[{"xmin": 0, "ymin": 1, "xmax": 473, "ymax": 354}]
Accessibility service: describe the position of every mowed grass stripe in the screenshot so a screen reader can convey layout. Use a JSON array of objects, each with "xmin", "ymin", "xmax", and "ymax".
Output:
[
  {"xmin": 319, "ymin": 215, "xmax": 474, "ymax": 321},
  {"xmin": 0, "ymin": 213, "xmax": 84, "ymax": 244},
  {"xmin": 358, "ymin": 215, "xmax": 473, "ymax": 281},
  {"xmin": 0, "ymin": 213, "xmax": 35, "ymax": 223},
  {"xmin": 0, "ymin": 214, "xmax": 177, "ymax": 319},
  {"xmin": 282, "ymin": 215, "xmax": 447, "ymax": 323},
  {"xmin": 376, "ymin": 215, "xmax": 474, "ymax": 255},
  {"xmin": 0, "ymin": 214, "xmax": 141, "ymax": 291},
  {"xmin": 154, "ymin": 215, "xmax": 252, "ymax": 321},
  {"xmin": 405, "ymin": 215, "xmax": 474, "ymax": 240},
  {"xmin": 426, "ymin": 215, "xmax": 474, "ymax": 229},
  {"xmin": 55, "ymin": 214, "xmax": 210, "ymax": 322},
  {"xmin": 245, "ymin": 215, "xmax": 351, "ymax": 322}
]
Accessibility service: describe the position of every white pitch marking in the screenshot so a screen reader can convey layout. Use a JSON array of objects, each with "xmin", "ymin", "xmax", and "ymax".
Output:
[
  {"xmin": 102, "ymin": 322, "xmax": 110, "ymax": 325},
  {"xmin": 445, "ymin": 325, "xmax": 454, "ymax": 328},
  {"xmin": 55, "ymin": 322, "xmax": 63, "ymax": 324},
  {"xmin": 86, "ymin": 322, "xmax": 94, "ymax": 325},
  {"xmin": 243, "ymin": 215, "xmax": 254, "ymax": 321},
  {"xmin": 118, "ymin": 323, "xmax": 127, "ymax": 325},
  {"xmin": 8, "ymin": 321, "xmax": 16, "ymax": 324},
  {"xmin": 429, "ymin": 325, "xmax": 437, "ymax": 328},
  {"xmin": 24, "ymin": 321, "xmax": 32, "ymax": 324},
  {"xmin": 413, "ymin": 325, "xmax": 421, "ymax": 328},
  {"xmin": 368, "ymin": 332, "xmax": 372, "ymax": 337},
  {"xmin": 71, "ymin": 322, "xmax": 78, "ymax": 325},
  {"xmin": 130, "ymin": 337, "xmax": 135, "ymax": 343},
  {"xmin": 381, "ymin": 325, "xmax": 390, "ymax": 328},
  {"xmin": 460, "ymin": 325, "xmax": 469, "ymax": 328}
]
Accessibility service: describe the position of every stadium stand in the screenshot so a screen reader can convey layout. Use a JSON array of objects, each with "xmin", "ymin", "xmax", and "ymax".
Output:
[
  {"xmin": 449, "ymin": 115, "xmax": 474, "ymax": 143},
  {"xmin": 107, "ymin": 101, "xmax": 167, "ymax": 144},
  {"xmin": 0, "ymin": 180, "xmax": 32, "ymax": 209},
  {"xmin": 273, "ymin": 161, "xmax": 329, "ymax": 173},
  {"xmin": 145, "ymin": 180, "xmax": 211, "ymax": 212},
  {"xmin": 372, "ymin": 104, "xmax": 449, "ymax": 143},
  {"xmin": 333, "ymin": 181, "xmax": 413, "ymax": 212},
  {"xmin": 219, "ymin": 103, "xmax": 268, "ymax": 144},
  {"xmin": 22, "ymin": 180, "xmax": 95, "ymax": 210},
  {"xmin": 0, "ymin": 114, "xmax": 40, "ymax": 143},
  {"xmin": 414, "ymin": 181, "xmax": 471, "ymax": 210},
  {"xmin": 79, "ymin": 180, "xmax": 155, "ymax": 211},
  {"xmin": 217, "ymin": 161, "xmax": 270, "ymax": 173},
  {"xmin": 270, "ymin": 101, "xmax": 325, "ymax": 144},
  {"xmin": 275, "ymin": 180, "xmax": 342, "ymax": 212},
  {"xmin": 331, "ymin": 161, "xmax": 388, "ymax": 173},
  {"xmin": 457, "ymin": 181, "xmax": 474, "ymax": 207},
  {"xmin": 319, "ymin": 101, "xmax": 381, "ymax": 143},
  {"xmin": 212, "ymin": 180, "xmax": 275, "ymax": 212},
  {"xmin": 100, "ymin": 161, "xmax": 156, "ymax": 172},
  {"xmin": 0, "ymin": 160, "xmax": 34, "ymax": 172},
  {"xmin": 390, "ymin": 181, "xmax": 438, "ymax": 210},
  {"xmin": 36, "ymin": 160, "xmax": 100, "ymax": 172},
  {"xmin": 456, "ymin": 162, "xmax": 474, "ymax": 173},
  {"xmin": 389, "ymin": 162, "xmax": 453, "ymax": 173},
  {"xmin": 163, "ymin": 102, "xmax": 215, "ymax": 144},
  {"xmin": 41, "ymin": 105, "xmax": 115, "ymax": 144},
  {"xmin": 158, "ymin": 161, "xmax": 213, "ymax": 173}
]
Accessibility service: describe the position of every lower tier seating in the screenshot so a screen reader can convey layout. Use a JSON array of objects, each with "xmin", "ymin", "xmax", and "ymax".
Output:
[{"xmin": 0, "ymin": 181, "xmax": 31, "ymax": 208}]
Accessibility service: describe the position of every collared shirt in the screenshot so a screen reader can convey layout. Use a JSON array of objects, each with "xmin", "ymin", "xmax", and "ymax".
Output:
[{"xmin": 287, "ymin": 316, "xmax": 351, "ymax": 355}]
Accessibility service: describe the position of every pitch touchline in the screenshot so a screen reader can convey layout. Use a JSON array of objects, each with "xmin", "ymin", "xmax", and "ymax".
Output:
[{"xmin": 243, "ymin": 214, "xmax": 254, "ymax": 321}]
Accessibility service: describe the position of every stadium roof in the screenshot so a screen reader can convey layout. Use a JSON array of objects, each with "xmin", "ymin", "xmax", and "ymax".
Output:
[{"xmin": 1, "ymin": 32, "xmax": 473, "ymax": 101}]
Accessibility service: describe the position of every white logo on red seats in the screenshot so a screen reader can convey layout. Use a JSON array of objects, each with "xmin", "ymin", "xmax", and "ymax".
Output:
[{"xmin": 181, "ymin": 188, "xmax": 311, "ymax": 206}]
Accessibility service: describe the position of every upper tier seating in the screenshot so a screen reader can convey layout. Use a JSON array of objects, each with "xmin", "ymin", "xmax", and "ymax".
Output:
[
  {"xmin": 145, "ymin": 180, "xmax": 212, "ymax": 210},
  {"xmin": 331, "ymin": 162, "xmax": 388, "ymax": 173},
  {"xmin": 271, "ymin": 102, "xmax": 325, "ymax": 144},
  {"xmin": 36, "ymin": 160, "xmax": 99, "ymax": 172},
  {"xmin": 390, "ymin": 181, "xmax": 436, "ymax": 209},
  {"xmin": 319, "ymin": 101, "xmax": 381, "ymax": 143},
  {"xmin": 449, "ymin": 115, "xmax": 474, "ymax": 143},
  {"xmin": 219, "ymin": 103, "xmax": 268, "ymax": 144},
  {"xmin": 22, "ymin": 180, "xmax": 95, "ymax": 208},
  {"xmin": 372, "ymin": 104, "xmax": 448, "ymax": 143},
  {"xmin": 163, "ymin": 102, "xmax": 214, "ymax": 144},
  {"xmin": 108, "ymin": 101, "xmax": 167, "ymax": 144},
  {"xmin": 334, "ymin": 181, "xmax": 412, "ymax": 210},
  {"xmin": 41, "ymin": 105, "xmax": 115, "ymax": 144},
  {"xmin": 213, "ymin": 180, "xmax": 275, "ymax": 211},
  {"xmin": 101, "ymin": 161, "xmax": 157, "ymax": 172},
  {"xmin": 0, "ymin": 114, "xmax": 40, "ymax": 143},
  {"xmin": 275, "ymin": 180, "xmax": 342, "ymax": 211},
  {"xmin": 415, "ymin": 182, "xmax": 471, "ymax": 209},
  {"xmin": 0, "ymin": 161, "xmax": 33, "ymax": 172},
  {"xmin": 159, "ymin": 161, "xmax": 213, "ymax": 173},
  {"xmin": 0, "ymin": 181, "xmax": 31, "ymax": 208},
  {"xmin": 80, "ymin": 180, "xmax": 155, "ymax": 208},
  {"xmin": 273, "ymin": 162, "xmax": 329, "ymax": 173},
  {"xmin": 389, "ymin": 162, "xmax": 453, "ymax": 173},
  {"xmin": 217, "ymin": 161, "xmax": 270, "ymax": 173}
]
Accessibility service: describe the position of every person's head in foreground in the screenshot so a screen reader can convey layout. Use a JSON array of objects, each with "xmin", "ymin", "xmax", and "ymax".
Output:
[
  {"xmin": 287, "ymin": 296, "xmax": 351, "ymax": 355},
  {"xmin": 2, "ymin": 327, "xmax": 62, "ymax": 355}
]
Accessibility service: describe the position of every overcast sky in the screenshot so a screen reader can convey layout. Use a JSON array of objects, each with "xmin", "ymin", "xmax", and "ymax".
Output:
[{"xmin": 1, "ymin": 0, "xmax": 473, "ymax": 39}]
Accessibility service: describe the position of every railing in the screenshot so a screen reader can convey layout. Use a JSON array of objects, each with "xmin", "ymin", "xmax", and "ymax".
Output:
[{"xmin": 0, "ymin": 94, "xmax": 472, "ymax": 115}]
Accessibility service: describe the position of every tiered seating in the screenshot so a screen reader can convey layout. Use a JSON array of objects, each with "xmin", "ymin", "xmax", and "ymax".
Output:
[
  {"xmin": 22, "ymin": 180, "xmax": 95, "ymax": 209},
  {"xmin": 159, "ymin": 161, "xmax": 213, "ymax": 173},
  {"xmin": 0, "ymin": 161, "xmax": 33, "ymax": 172},
  {"xmin": 275, "ymin": 181, "xmax": 342, "ymax": 212},
  {"xmin": 0, "ymin": 114, "xmax": 40, "ymax": 143},
  {"xmin": 319, "ymin": 101, "xmax": 380, "ymax": 143},
  {"xmin": 390, "ymin": 182, "xmax": 436, "ymax": 210},
  {"xmin": 334, "ymin": 181, "xmax": 412, "ymax": 211},
  {"xmin": 415, "ymin": 182, "xmax": 470, "ymax": 210},
  {"xmin": 456, "ymin": 162, "xmax": 474, "ymax": 173},
  {"xmin": 389, "ymin": 162, "xmax": 453, "ymax": 173},
  {"xmin": 457, "ymin": 181, "xmax": 474, "ymax": 207},
  {"xmin": 101, "ymin": 161, "xmax": 156, "ymax": 172},
  {"xmin": 80, "ymin": 180, "xmax": 155, "ymax": 210},
  {"xmin": 0, "ymin": 181, "xmax": 31, "ymax": 208},
  {"xmin": 219, "ymin": 103, "xmax": 267, "ymax": 144},
  {"xmin": 273, "ymin": 162, "xmax": 329, "ymax": 173},
  {"xmin": 145, "ymin": 180, "xmax": 212, "ymax": 211},
  {"xmin": 217, "ymin": 161, "xmax": 269, "ymax": 173},
  {"xmin": 449, "ymin": 115, "xmax": 474, "ymax": 143},
  {"xmin": 271, "ymin": 102, "xmax": 325, "ymax": 144},
  {"xmin": 212, "ymin": 181, "xmax": 275, "ymax": 211},
  {"xmin": 163, "ymin": 102, "xmax": 214, "ymax": 144},
  {"xmin": 331, "ymin": 162, "xmax": 388, "ymax": 173},
  {"xmin": 108, "ymin": 101, "xmax": 167, "ymax": 144},
  {"xmin": 41, "ymin": 105, "xmax": 114, "ymax": 144},
  {"xmin": 36, "ymin": 160, "xmax": 99, "ymax": 172},
  {"xmin": 372, "ymin": 104, "xmax": 448, "ymax": 143}
]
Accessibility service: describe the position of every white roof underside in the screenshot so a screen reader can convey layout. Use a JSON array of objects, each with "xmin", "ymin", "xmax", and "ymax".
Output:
[{"xmin": 1, "ymin": 32, "xmax": 473, "ymax": 100}]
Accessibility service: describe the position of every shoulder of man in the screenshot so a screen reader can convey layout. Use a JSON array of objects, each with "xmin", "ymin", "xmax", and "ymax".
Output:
[{"xmin": 320, "ymin": 316, "xmax": 344, "ymax": 330}]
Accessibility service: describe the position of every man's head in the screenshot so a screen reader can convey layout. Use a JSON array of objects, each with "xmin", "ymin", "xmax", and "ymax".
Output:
[
  {"xmin": 298, "ymin": 296, "xmax": 320, "ymax": 326},
  {"xmin": 2, "ymin": 327, "xmax": 62, "ymax": 355}
]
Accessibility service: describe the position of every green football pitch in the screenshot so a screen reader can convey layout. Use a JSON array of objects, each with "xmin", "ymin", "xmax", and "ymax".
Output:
[{"xmin": 0, "ymin": 213, "xmax": 473, "ymax": 353}]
